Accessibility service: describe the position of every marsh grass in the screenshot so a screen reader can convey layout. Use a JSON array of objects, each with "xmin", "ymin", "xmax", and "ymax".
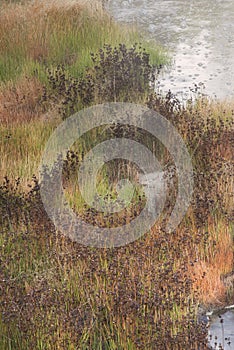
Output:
[
  {"xmin": 0, "ymin": 0, "xmax": 167, "ymax": 83},
  {"xmin": 0, "ymin": 1, "xmax": 233, "ymax": 349},
  {"xmin": 0, "ymin": 119, "xmax": 57, "ymax": 187},
  {"xmin": 0, "ymin": 180, "xmax": 211, "ymax": 349},
  {"xmin": 1, "ymin": 91, "xmax": 233, "ymax": 348}
]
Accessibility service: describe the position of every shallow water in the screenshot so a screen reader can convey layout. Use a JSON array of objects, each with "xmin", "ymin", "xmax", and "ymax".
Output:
[
  {"xmin": 209, "ymin": 310, "xmax": 234, "ymax": 350},
  {"xmin": 107, "ymin": 0, "xmax": 234, "ymax": 100}
]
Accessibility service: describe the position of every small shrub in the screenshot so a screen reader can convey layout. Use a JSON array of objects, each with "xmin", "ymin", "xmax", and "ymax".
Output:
[{"xmin": 43, "ymin": 43, "xmax": 161, "ymax": 119}]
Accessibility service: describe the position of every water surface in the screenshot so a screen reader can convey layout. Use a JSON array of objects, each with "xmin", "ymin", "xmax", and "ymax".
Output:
[
  {"xmin": 209, "ymin": 310, "xmax": 234, "ymax": 350},
  {"xmin": 107, "ymin": 0, "xmax": 234, "ymax": 100}
]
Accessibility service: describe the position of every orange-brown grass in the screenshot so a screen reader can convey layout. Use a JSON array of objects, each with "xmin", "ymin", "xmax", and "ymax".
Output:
[
  {"xmin": 190, "ymin": 222, "xmax": 233, "ymax": 305},
  {"xmin": 192, "ymin": 262, "xmax": 227, "ymax": 305},
  {"xmin": 0, "ymin": 76, "xmax": 44, "ymax": 124}
]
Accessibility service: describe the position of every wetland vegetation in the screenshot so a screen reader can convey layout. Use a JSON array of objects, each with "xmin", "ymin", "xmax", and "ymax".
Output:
[{"xmin": 0, "ymin": 1, "xmax": 233, "ymax": 349}]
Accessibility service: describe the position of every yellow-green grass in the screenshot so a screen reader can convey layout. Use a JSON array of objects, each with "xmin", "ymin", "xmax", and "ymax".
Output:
[
  {"xmin": 1, "ymin": 95, "xmax": 233, "ymax": 187},
  {"xmin": 0, "ymin": 119, "xmax": 58, "ymax": 187},
  {"xmin": 0, "ymin": 0, "xmax": 167, "ymax": 84}
]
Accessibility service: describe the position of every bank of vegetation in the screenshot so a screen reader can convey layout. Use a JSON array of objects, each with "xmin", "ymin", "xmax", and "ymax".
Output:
[{"xmin": 0, "ymin": 1, "xmax": 233, "ymax": 349}]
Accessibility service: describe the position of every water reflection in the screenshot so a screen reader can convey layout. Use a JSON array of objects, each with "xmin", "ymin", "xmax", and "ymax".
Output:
[
  {"xmin": 209, "ymin": 311, "xmax": 234, "ymax": 350},
  {"xmin": 107, "ymin": 0, "xmax": 234, "ymax": 100}
]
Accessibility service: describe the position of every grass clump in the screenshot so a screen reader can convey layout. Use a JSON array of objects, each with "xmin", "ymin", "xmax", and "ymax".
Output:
[{"xmin": 43, "ymin": 43, "xmax": 161, "ymax": 119}]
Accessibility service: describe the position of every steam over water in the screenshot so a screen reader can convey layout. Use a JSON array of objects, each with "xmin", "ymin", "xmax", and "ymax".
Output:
[{"xmin": 107, "ymin": 0, "xmax": 234, "ymax": 100}]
